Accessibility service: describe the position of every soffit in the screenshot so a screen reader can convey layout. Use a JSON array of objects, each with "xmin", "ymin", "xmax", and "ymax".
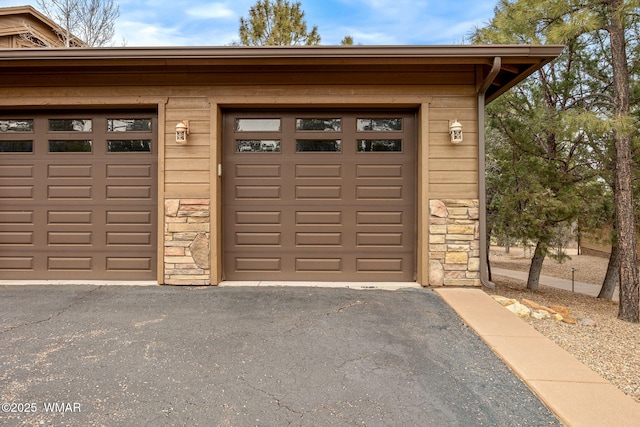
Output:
[{"xmin": 0, "ymin": 45, "xmax": 563, "ymax": 102}]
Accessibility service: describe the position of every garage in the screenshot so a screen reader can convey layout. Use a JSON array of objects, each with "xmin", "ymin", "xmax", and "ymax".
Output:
[
  {"xmin": 223, "ymin": 111, "xmax": 416, "ymax": 281},
  {"xmin": 0, "ymin": 111, "xmax": 157, "ymax": 280}
]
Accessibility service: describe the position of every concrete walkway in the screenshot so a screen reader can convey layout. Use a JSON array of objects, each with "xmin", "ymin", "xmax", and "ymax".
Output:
[
  {"xmin": 492, "ymin": 267, "xmax": 619, "ymax": 301},
  {"xmin": 436, "ymin": 288, "xmax": 640, "ymax": 427}
]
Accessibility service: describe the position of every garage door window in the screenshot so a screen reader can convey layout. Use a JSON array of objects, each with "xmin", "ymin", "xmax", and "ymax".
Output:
[
  {"xmin": 296, "ymin": 139, "xmax": 342, "ymax": 152},
  {"xmin": 357, "ymin": 139, "xmax": 402, "ymax": 152},
  {"xmin": 236, "ymin": 139, "xmax": 281, "ymax": 152},
  {"xmin": 0, "ymin": 119, "xmax": 33, "ymax": 132},
  {"xmin": 107, "ymin": 119, "xmax": 152, "ymax": 132},
  {"xmin": 49, "ymin": 140, "xmax": 92, "ymax": 152},
  {"xmin": 0, "ymin": 141, "xmax": 33, "ymax": 152},
  {"xmin": 357, "ymin": 118, "xmax": 402, "ymax": 131},
  {"xmin": 296, "ymin": 118, "xmax": 341, "ymax": 131},
  {"xmin": 236, "ymin": 118, "xmax": 281, "ymax": 132},
  {"xmin": 49, "ymin": 119, "xmax": 92, "ymax": 132}
]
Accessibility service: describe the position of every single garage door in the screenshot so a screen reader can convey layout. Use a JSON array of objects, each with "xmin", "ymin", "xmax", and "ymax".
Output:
[
  {"xmin": 224, "ymin": 111, "xmax": 416, "ymax": 281},
  {"xmin": 0, "ymin": 111, "xmax": 157, "ymax": 280}
]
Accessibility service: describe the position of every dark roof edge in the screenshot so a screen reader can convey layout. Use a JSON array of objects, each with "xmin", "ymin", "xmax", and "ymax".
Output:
[{"xmin": 0, "ymin": 44, "xmax": 565, "ymax": 61}]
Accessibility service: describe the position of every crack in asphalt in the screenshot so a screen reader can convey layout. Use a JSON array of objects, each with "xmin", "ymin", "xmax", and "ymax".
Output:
[{"xmin": 1, "ymin": 285, "xmax": 102, "ymax": 334}]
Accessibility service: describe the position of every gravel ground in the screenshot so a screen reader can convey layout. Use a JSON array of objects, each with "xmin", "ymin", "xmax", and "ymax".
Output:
[{"xmin": 487, "ymin": 247, "xmax": 640, "ymax": 404}]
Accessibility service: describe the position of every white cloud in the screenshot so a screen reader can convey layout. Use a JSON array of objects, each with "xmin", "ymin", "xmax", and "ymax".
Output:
[{"xmin": 187, "ymin": 3, "xmax": 235, "ymax": 19}]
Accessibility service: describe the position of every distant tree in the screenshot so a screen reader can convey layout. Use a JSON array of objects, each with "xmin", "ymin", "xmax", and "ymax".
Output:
[
  {"xmin": 37, "ymin": 0, "xmax": 120, "ymax": 47},
  {"xmin": 341, "ymin": 35, "xmax": 354, "ymax": 45},
  {"xmin": 237, "ymin": 0, "xmax": 320, "ymax": 46}
]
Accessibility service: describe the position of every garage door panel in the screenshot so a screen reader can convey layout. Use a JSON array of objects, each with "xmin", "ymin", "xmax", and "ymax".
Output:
[
  {"xmin": 106, "ymin": 164, "xmax": 152, "ymax": 178},
  {"xmin": 356, "ymin": 211, "xmax": 404, "ymax": 225},
  {"xmin": 0, "ymin": 165, "xmax": 34, "ymax": 177},
  {"xmin": 356, "ymin": 186, "xmax": 403, "ymax": 200},
  {"xmin": 235, "ymin": 232, "xmax": 281, "ymax": 246},
  {"xmin": 356, "ymin": 232, "xmax": 403, "ymax": 247},
  {"xmin": 48, "ymin": 185, "xmax": 92, "ymax": 199},
  {"xmin": 0, "ymin": 112, "xmax": 157, "ymax": 280},
  {"xmin": 0, "ymin": 186, "xmax": 34, "ymax": 199},
  {"xmin": 106, "ymin": 211, "xmax": 152, "ymax": 224},
  {"xmin": 48, "ymin": 211, "xmax": 92, "ymax": 224},
  {"xmin": 224, "ymin": 111, "xmax": 415, "ymax": 281},
  {"xmin": 296, "ymin": 164, "xmax": 341, "ymax": 178},
  {"xmin": 48, "ymin": 257, "xmax": 93, "ymax": 271},
  {"xmin": 296, "ymin": 232, "xmax": 342, "ymax": 246},
  {"xmin": 106, "ymin": 185, "xmax": 152, "ymax": 199},
  {"xmin": 106, "ymin": 232, "xmax": 152, "ymax": 246},
  {"xmin": 106, "ymin": 257, "xmax": 152, "ymax": 272},
  {"xmin": 235, "ymin": 185, "xmax": 281, "ymax": 199},
  {"xmin": 235, "ymin": 164, "xmax": 281, "ymax": 178},
  {"xmin": 296, "ymin": 258, "xmax": 342, "ymax": 272},
  {"xmin": 48, "ymin": 231, "xmax": 92, "ymax": 245},
  {"xmin": 235, "ymin": 211, "xmax": 281, "ymax": 225},
  {"xmin": 295, "ymin": 185, "xmax": 341, "ymax": 199},
  {"xmin": 295, "ymin": 211, "xmax": 342, "ymax": 225},
  {"xmin": 356, "ymin": 164, "xmax": 403, "ymax": 178},
  {"xmin": 0, "ymin": 231, "xmax": 34, "ymax": 244},
  {"xmin": 0, "ymin": 210, "xmax": 34, "ymax": 224},
  {"xmin": 236, "ymin": 257, "xmax": 281, "ymax": 272},
  {"xmin": 0, "ymin": 257, "xmax": 34, "ymax": 270},
  {"xmin": 356, "ymin": 258, "xmax": 404, "ymax": 272},
  {"xmin": 48, "ymin": 164, "xmax": 92, "ymax": 178}
]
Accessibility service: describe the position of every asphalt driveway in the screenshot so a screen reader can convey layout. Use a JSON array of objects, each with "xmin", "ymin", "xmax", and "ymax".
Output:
[{"xmin": 0, "ymin": 285, "xmax": 560, "ymax": 426}]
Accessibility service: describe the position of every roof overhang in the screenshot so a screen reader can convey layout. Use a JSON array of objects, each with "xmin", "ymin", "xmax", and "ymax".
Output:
[{"xmin": 0, "ymin": 45, "xmax": 563, "ymax": 103}]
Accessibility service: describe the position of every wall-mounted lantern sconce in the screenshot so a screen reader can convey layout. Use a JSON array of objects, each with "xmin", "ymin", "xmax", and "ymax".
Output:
[
  {"xmin": 449, "ymin": 119, "xmax": 463, "ymax": 144},
  {"xmin": 176, "ymin": 120, "xmax": 189, "ymax": 145}
]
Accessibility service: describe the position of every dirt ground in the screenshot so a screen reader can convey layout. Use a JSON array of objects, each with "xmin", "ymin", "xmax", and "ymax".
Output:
[{"xmin": 487, "ymin": 246, "xmax": 640, "ymax": 403}]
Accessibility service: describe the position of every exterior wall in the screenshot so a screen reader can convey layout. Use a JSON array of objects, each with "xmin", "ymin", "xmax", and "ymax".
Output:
[
  {"xmin": 0, "ymin": 12, "xmax": 68, "ymax": 47},
  {"xmin": 0, "ymin": 70, "xmax": 482, "ymax": 286}
]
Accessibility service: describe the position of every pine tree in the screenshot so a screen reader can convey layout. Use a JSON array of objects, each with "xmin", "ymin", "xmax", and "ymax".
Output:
[
  {"xmin": 475, "ymin": 0, "xmax": 640, "ymax": 322},
  {"xmin": 237, "ymin": 0, "xmax": 320, "ymax": 46}
]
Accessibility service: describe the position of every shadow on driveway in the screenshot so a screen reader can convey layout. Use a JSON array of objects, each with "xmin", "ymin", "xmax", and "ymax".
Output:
[{"xmin": 0, "ymin": 286, "xmax": 560, "ymax": 426}]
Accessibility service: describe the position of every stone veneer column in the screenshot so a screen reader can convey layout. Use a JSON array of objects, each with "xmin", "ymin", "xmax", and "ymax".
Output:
[
  {"xmin": 164, "ymin": 199, "xmax": 211, "ymax": 285},
  {"xmin": 428, "ymin": 199, "xmax": 480, "ymax": 286}
]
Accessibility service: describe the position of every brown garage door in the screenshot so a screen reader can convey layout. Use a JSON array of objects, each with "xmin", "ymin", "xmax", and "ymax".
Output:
[
  {"xmin": 224, "ymin": 111, "xmax": 416, "ymax": 281},
  {"xmin": 0, "ymin": 111, "xmax": 157, "ymax": 280}
]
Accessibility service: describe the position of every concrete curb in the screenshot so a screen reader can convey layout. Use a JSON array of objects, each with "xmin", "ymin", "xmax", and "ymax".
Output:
[{"xmin": 435, "ymin": 288, "xmax": 640, "ymax": 427}]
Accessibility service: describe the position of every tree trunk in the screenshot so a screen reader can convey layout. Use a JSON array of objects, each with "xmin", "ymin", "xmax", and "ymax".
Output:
[
  {"xmin": 598, "ymin": 244, "xmax": 619, "ymax": 300},
  {"xmin": 527, "ymin": 241, "xmax": 545, "ymax": 291},
  {"xmin": 609, "ymin": 0, "xmax": 640, "ymax": 322}
]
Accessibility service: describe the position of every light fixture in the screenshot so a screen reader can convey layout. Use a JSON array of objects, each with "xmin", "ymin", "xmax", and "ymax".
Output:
[
  {"xmin": 176, "ymin": 120, "xmax": 189, "ymax": 145},
  {"xmin": 449, "ymin": 119, "xmax": 463, "ymax": 144}
]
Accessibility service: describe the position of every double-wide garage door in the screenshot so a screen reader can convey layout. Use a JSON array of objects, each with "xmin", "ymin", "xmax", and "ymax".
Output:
[
  {"xmin": 0, "ymin": 111, "xmax": 157, "ymax": 280},
  {"xmin": 224, "ymin": 111, "xmax": 416, "ymax": 281}
]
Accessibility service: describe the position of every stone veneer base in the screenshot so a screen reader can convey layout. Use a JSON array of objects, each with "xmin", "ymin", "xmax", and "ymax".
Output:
[
  {"xmin": 164, "ymin": 199, "xmax": 211, "ymax": 285},
  {"xmin": 429, "ymin": 199, "xmax": 480, "ymax": 286}
]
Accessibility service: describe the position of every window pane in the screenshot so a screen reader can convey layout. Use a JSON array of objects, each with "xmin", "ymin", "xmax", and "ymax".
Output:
[
  {"xmin": 0, "ymin": 120, "xmax": 33, "ymax": 132},
  {"xmin": 49, "ymin": 119, "xmax": 92, "ymax": 132},
  {"xmin": 357, "ymin": 139, "xmax": 402, "ymax": 152},
  {"xmin": 108, "ymin": 140, "xmax": 151, "ymax": 152},
  {"xmin": 357, "ymin": 118, "xmax": 402, "ymax": 131},
  {"xmin": 296, "ymin": 139, "xmax": 342, "ymax": 152},
  {"xmin": 236, "ymin": 140, "xmax": 281, "ymax": 152},
  {"xmin": 296, "ymin": 119, "xmax": 341, "ymax": 131},
  {"xmin": 235, "ymin": 119, "xmax": 281, "ymax": 132},
  {"xmin": 49, "ymin": 140, "xmax": 92, "ymax": 152},
  {"xmin": 0, "ymin": 141, "xmax": 33, "ymax": 153},
  {"xmin": 107, "ymin": 119, "xmax": 152, "ymax": 132}
]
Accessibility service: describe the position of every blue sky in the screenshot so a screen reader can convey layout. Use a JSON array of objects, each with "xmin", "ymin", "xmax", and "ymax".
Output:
[{"xmin": 1, "ymin": 0, "xmax": 498, "ymax": 46}]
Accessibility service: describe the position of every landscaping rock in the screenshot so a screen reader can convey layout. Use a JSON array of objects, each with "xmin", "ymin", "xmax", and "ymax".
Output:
[{"xmin": 505, "ymin": 302, "xmax": 531, "ymax": 318}]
